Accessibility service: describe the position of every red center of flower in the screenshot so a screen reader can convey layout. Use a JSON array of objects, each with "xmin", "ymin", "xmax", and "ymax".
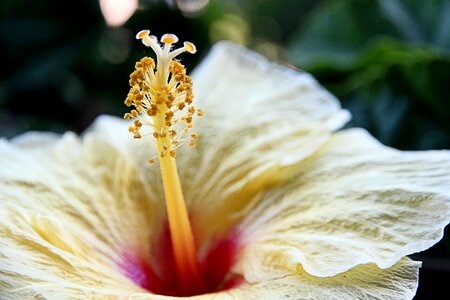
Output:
[{"xmin": 120, "ymin": 220, "xmax": 243, "ymax": 296}]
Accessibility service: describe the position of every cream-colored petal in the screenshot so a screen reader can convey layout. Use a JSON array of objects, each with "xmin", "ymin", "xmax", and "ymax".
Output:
[
  {"xmin": 11, "ymin": 131, "xmax": 60, "ymax": 148},
  {"xmin": 0, "ymin": 210, "xmax": 144, "ymax": 298},
  {"xmin": 239, "ymin": 128, "xmax": 450, "ymax": 279},
  {"xmin": 0, "ymin": 117, "xmax": 166, "ymax": 297},
  {"xmin": 179, "ymin": 42, "xmax": 350, "ymax": 238},
  {"xmin": 227, "ymin": 258, "xmax": 420, "ymax": 300}
]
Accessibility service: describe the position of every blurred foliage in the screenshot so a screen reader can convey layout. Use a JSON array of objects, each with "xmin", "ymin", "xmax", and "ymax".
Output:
[
  {"xmin": 287, "ymin": 0, "xmax": 450, "ymax": 150},
  {"xmin": 3, "ymin": 0, "xmax": 447, "ymax": 151},
  {"xmin": 0, "ymin": 0, "xmax": 449, "ymax": 297},
  {"xmin": 0, "ymin": 0, "xmax": 212, "ymax": 136}
]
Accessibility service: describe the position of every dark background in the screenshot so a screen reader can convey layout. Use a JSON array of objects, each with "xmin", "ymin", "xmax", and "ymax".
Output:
[{"xmin": 1, "ymin": 0, "xmax": 449, "ymax": 298}]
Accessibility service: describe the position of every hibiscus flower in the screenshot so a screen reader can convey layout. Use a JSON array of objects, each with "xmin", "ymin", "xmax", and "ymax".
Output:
[{"xmin": 0, "ymin": 30, "xmax": 449, "ymax": 300}]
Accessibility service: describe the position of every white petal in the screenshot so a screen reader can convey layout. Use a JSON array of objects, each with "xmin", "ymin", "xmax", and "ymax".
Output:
[
  {"xmin": 228, "ymin": 258, "xmax": 420, "ymax": 300},
  {"xmin": 0, "ymin": 117, "xmax": 166, "ymax": 296},
  {"xmin": 239, "ymin": 128, "xmax": 450, "ymax": 278},
  {"xmin": 180, "ymin": 42, "xmax": 350, "ymax": 238},
  {"xmin": 0, "ymin": 211, "xmax": 143, "ymax": 298},
  {"xmin": 11, "ymin": 131, "xmax": 60, "ymax": 148}
]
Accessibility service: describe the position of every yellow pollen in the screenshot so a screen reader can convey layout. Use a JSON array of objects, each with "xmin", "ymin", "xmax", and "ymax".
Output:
[{"xmin": 124, "ymin": 29, "xmax": 204, "ymax": 288}]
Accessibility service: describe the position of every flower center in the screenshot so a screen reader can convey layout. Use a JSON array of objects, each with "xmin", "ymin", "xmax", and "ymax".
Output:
[
  {"xmin": 122, "ymin": 30, "xmax": 243, "ymax": 296},
  {"xmin": 121, "ymin": 222, "xmax": 244, "ymax": 296}
]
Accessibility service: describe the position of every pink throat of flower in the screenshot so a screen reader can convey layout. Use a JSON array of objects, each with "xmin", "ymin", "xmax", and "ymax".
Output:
[{"xmin": 120, "ymin": 221, "xmax": 243, "ymax": 297}]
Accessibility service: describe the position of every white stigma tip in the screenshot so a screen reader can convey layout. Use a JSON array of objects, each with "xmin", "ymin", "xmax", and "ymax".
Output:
[
  {"xmin": 136, "ymin": 30, "xmax": 150, "ymax": 40},
  {"xmin": 184, "ymin": 41, "xmax": 196, "ymax": 54},
  {"xmin": 161, "ymin": 33, "xmax": 179, "ymax": 44}
]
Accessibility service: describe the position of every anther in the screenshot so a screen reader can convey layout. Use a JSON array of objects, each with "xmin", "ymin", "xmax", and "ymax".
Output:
[{"xmin": 126, "ymin": 30, "xmax": 203, "ymax": 164}]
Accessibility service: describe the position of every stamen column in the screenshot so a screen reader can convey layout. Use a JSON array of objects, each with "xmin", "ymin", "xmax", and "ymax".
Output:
[
  {"xmin": 154, "ymin": 111, "xmax": 202, "ymax": 291},
  {"xmin": 125, "ymin": 30, "xmax": 203, "ymax": 292}
]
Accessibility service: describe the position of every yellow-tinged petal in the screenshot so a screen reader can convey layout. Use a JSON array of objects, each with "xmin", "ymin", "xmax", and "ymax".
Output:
[
  {"xmin": 0, "ymin": 211, "xmax": 143, "ymax": 298},
  {"xmin": 226, "ymin": 258, "xmax": 420, "ymax": 300},
  {"xmin": 0, "ymin": 121, "xmax": 167, "ymax": 297},
  {"xmin": 177, "ymin": 42, "xmax": 350, "ymax": 240},
  {"xmin": 238, "ymin": 128, "xmax": 450, "ymax": 279}
]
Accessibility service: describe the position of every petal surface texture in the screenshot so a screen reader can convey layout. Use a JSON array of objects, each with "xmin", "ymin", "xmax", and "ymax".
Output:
[
  {"xmin": 180, "ymin": 42, "xmax": 350, "ymax": 238},
  {"xmin": 239, "ymin": 128, "xmax": 450, "ymax": 280},
  {"xmin": 224, "ymin": 258, "xmax": 420, "ymax": 300},
  {"xmin": 0, "ymin": 124, "xmax": 165, "ymax": 298}
]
